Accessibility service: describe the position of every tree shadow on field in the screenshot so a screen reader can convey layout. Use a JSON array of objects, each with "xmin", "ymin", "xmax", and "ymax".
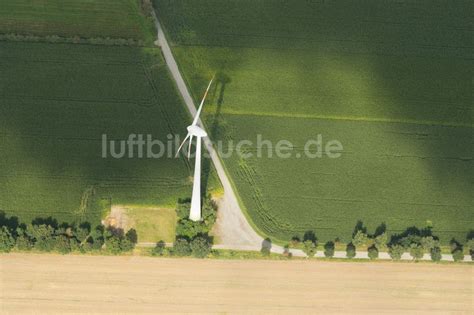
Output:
[
  {"xmin": 352, "ymin": 220, "xmax": 367, "ymax": 238},
  {"xmin": 0, "ymin": 211, "xmax": 19, "ymax": 231},
  {"xmin": 466, "ymin": 230, "xmax": 474, "ymax": 241},
  {"xmin": 0, "ymin": 211, "xmax": 97, "ymax": 235},
  {"xmin": 374, "ymin": 223, "xmax": 386, "ymax": 237},
  {"xmin": 388, "ymin": 225, "xmax": 436, "ymax": 246},
  {"xmin": 303, "ymin": 230, "xmax": 317, "ymax": 243},
  {"xmin": 449, "ymin": 238, "xmax": 463, "ymax": 250},
  {"xmin": 202, "ymin": 72, "xmax": 232, "ymax": 196}
]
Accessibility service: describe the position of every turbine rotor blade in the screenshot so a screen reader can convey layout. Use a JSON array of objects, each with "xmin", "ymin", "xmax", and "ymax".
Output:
[
  {"xmin": 187, "ymin": 134, "xmax": 193, "ymax": 159},
  {"xmin": 192, "ymin": 76, "xmax": 215, "ymax": 126},
  {"xmin": 175, "ymin": 133, "xmax": 190, "ymax": 157}
]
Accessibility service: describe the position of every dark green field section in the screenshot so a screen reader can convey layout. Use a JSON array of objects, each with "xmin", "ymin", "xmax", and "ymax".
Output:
[
  {"xmin": 157, "ymin": 0, "xmax": 472, "ymax": 127},
  {"xmin": 0, "ymin": 42, "xmax": 196, "ymax": 226},
  {"xmin": 0, "ymin": 0, "xmax": 154, "ymax": 42},
  {"xmin": 173, "ymin": 47, "xmax": 471, "ymax": 127},
  {"xmin": 156, "ymin": 0, "xmax": 474, "ymax": 243}
]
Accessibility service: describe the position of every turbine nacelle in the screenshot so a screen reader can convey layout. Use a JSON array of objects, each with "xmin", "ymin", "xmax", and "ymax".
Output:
[{"xmin": 187, "ymin": 125, "xmax": 207, "ymax": 138}]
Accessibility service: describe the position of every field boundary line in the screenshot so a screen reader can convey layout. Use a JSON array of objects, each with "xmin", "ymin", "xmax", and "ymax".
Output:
[{"xmin": 208, "ymin": 108, "xmax": 473, "ymax": 128}]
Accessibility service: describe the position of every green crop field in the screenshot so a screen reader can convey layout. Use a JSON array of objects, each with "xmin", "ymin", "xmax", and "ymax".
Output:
[
  {"xmin": 0, "ymin": 0, "xmax": 155, "ymax": 43},
  {"xmin": 155, "ymin": 0, "xmax": 473, "ymax": 243},
  {"xmin": 216, "ymin": 114, "xmax": 472, "ymax": 243},
  {"xmin": 0, "ymin": 41, "xmax": 218, "ymax": 227}
]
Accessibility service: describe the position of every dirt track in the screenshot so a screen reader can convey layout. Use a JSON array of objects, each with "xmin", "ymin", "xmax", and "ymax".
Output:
[
  {"xmin": 0, "ymin": 254, "xmax": 472, "ymax": 314},
  {"xmin": 154, "ymin": 14, "xmax": 264, "ymax": 248}
]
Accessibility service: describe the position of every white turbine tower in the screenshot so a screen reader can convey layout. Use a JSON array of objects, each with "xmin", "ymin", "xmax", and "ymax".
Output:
[{"xmin": 175, "ymin": 77, "xmax": 214, "ymax": 221}]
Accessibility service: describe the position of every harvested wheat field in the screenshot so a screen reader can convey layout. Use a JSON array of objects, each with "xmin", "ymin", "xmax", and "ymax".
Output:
[{"xmin": 0, "ymin": 254, "xmax": 472, "ymax": 314}]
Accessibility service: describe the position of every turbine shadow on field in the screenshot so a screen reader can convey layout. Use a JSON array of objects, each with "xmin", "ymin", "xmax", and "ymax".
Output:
[{"xmin": 202, "ymin": 73, "xmax": 231, "ymax": 195}]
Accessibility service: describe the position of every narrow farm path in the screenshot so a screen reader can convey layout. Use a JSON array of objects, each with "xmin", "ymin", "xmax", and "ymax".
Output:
[{"xmin": 151, "ymin": 12, "xmax": 472, "ymax": 263}]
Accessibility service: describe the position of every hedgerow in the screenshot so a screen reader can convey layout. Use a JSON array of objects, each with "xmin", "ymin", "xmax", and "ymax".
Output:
[{"xmin": 0, "ymin": 212, "xmax": 137, "ymax": 254}]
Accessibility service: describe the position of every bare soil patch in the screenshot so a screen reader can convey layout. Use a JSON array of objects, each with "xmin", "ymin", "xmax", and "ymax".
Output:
[{"xmin": 103, "ymin": 205, "xmax": 176, "ymax": 243}]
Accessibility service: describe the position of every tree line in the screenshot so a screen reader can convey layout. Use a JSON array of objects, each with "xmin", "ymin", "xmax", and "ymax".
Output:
[
  {"xmin": 0, "ymin": 212, "xmax": 137, "ymax": 254},
  {"xmin": 2, "ymin": 208, "xmax": 471, "ymax": 262},
  {"xmin": 294, "ymin": 222, "xmax": 473, "ymax": 262}
]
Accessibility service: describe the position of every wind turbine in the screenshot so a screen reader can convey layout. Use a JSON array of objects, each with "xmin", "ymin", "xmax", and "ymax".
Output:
[{"xmin": 175, "ymin": 77, "xmax": 214, "ymax": 221}]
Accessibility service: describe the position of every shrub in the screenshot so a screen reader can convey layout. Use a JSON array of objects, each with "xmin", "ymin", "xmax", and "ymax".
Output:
[
  {"xmin": 449, "ymin": 240, "xmax": 464, "ymax": 262},
  {"xmin": 173, "ymin": 238, "xmax": 191, "ymax": 256},
  {"xmin": 352, "ymin": 230, "xmax": 369, "ymax": 247},
  {"xmin": 467, "ymin": 239, "xmax": 474, "ymax": 260},
  {"xmin": 120, "ymin": 238, "xmax": 135, "ymax": 252},
  {"xmin": 290, "ymin": 236, "xmax": 301, "ymax": 247},
  {"xmin": 80, "ymin": 242, "xmax": 92, "ymax": 253},
  {"xmin": 120, "ymin": 228, "xmax": 138, "ymax": 252},
  {"xmin": 190, "ymin": 237, "xmax": 211, "ymax": 258},
  {"xmin": 399, "ymin": 234, "xmax": 421, "ymax": 249},
  {"xmin": 420, "ymin": 236, "xmax": 439, "ymax": 251},
  {"xmin": 105, "ymin": 235, "xmax": 122, "ymax": 254},
  {"xmin": 176, "ymin": 201, "xmax": 191, "ymax": 220},
  {"xmin": 15, "ymin": 234, "xmax": 33, "ymax": 251},
  {"xmin": 302, "ymin": 240, "xmax": 317, "ymax": 258},
  {"xmin": 260, "ymin": 248, "xmax": 271, "ymax": 256},
  {"xmin": 175, "ymin": 199, "xmax": 217, "ymax": 239},
  {"xmin": 176, "ymin": 219, "xmax": 208, "ymax": 239},
  {"xmin": 368, "ymin": 246, "xmax": 379, "ymax": 260},
  {"xmin": 152, "ymin": 240, "xmax": 166, "ymax": 256},
  {"xmin": 467, "ymin": 238, "xmax": 474, "ymax": 252},
  {"xmin": 102, "ymin": 227, "xmax": 137, "ymax": 254},
  {"xmin": 388, "ymin": 244, "xmax": 404, "ymax": 260},
  {"xmin": 430, "ymin": 246, "xmax": 442, "ymax": 262},
  {"xmin": 69, "ymin": 238, "xmax": 80, "ymax": 252},
  {"xmin": 0, "ymin": 227, "xmax": 15, "ymax": 253},
  {"xmin": 89, "ymin": 226, "xmax": 105, "ymax": 250},
  {"xmin": 452, "ymin": 248, "xmax": 464, "ymax": 262},
  {"xmin": 346, "ymin": 243, "xmax": 356, "ymax": 259},
  {"xmin": 374, "ymin": 233, "xmax": 388, "ymax": 250},
  {"xmin": 73, "ymin": 226, "xmax": 90, "ymax": 244},
  {"xmin": 324, "ymin": 241, "xmax": 335, "ymax": 258},
  {"xmin": 28, "ymin": 224, "xmax": 56, "ymax": 252},
  {"xmin": 55, "ymin": 235, "xmax": 72, "ymax": 254},
  {"xmin": 409, "ymin": 243, "xmax": 424, "ymax": 260},
  {"xmin": 125, "ymin": 229, "xmax": 138, "ymax": 244},
  {"xmin": 261, "ymin": 238, "xmax": 272, "ymax": 256},
  {"xmin": 283, "ymin": 244, "xmax": 292, "ymax": 259}
]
